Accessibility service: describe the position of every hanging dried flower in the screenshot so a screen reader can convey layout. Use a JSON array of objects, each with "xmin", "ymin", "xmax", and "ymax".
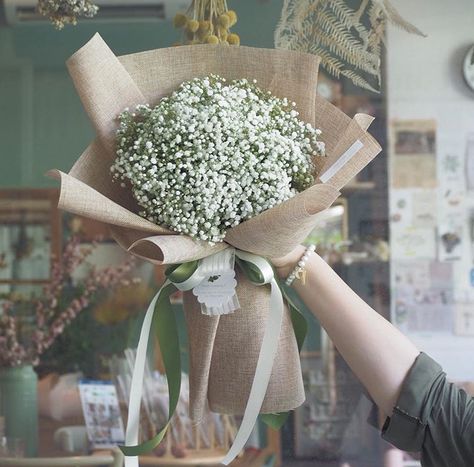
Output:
[
  {"xmin": 173, "ymin": 0, "xmax": 240, "ymax": 46},
  {"xmin": 275, "ymin": 0, "xmax": 425, "ymax": 93},
  {"xmin": 38, "ymin": 0, "xmax": 99, "ymax": 30}
]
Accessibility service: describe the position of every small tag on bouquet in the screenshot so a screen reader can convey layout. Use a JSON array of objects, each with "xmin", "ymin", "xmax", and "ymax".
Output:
[{"xmin": 193, "ymin": 248, "xmax": 240, "ymax": 316}]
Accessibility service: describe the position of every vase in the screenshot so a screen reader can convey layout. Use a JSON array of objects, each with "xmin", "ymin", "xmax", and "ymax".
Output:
[{"xmin": 0, "ymin": 365, "xmax": 38, "ymax": 457}]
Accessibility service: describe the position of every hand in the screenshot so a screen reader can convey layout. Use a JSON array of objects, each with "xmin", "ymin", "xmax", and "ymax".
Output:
[{"xmin": 270, "ymin": 245, "xmax": 306, "ymax": 279}]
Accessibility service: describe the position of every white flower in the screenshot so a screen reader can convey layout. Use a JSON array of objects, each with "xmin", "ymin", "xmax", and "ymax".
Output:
[{"xmin": 112, "ymin": 75, "xmax": 325, "ymax": 244}]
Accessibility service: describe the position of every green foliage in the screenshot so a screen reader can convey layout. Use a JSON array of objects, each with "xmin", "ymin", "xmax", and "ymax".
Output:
[{"xmin": 38, "ymin": 305, "xmax": 143, "ymax": 378}]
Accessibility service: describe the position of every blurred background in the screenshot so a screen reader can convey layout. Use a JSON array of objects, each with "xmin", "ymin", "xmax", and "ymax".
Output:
[{"xmin": 0, "ymin": 0, "xmax": 473, "ymax": 466}]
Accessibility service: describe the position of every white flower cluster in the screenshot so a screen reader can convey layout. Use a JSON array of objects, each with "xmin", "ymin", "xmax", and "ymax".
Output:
[{"xmin": 112, "ymin": 75, "xmax": 325, "ymax": 244}]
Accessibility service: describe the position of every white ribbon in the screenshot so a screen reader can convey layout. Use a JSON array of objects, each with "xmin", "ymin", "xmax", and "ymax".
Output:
[
  {"xmin": 124, "ymin": 282, "xmax": 170, "ymax": 467},
  {"xmin": 319, "ymin": 139, "xmax": 364, "ymax": 183},
  {"xmin": 123, "ymin": 250, "xmax": 284, "ymax": 467},
  {"xmin": 221, "ymin": 251, "xmax": 284, "ymax": 465}
]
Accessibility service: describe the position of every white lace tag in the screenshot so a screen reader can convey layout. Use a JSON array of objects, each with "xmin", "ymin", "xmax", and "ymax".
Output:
[{"xmin": 192, "ymin": 248, "xmax": 240, "ymax": 316}]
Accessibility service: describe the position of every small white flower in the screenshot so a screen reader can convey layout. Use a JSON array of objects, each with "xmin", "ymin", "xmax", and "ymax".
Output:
[{"xmin": 111, "ymin": 74, "xmax": 325, "ymax": 244}]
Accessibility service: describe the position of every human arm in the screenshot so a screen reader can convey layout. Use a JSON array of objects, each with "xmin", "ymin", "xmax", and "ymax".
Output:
[
  {"xmin": 272, "ymin": 246, "xmax": 419, "ymax": 417},
  {"xmin": 272, "ymin": 247, "xmax": 474, "ymax": 464}
]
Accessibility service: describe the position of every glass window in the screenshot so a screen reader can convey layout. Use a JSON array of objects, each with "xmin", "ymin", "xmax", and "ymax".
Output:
[{"xmin": 0, "ymin": 1, "xmax": 473, "ymax": 465}]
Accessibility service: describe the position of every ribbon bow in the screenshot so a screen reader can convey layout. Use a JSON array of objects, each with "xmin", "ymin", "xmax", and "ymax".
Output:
[{"xmin": 120, "ymin": 249, "xmax": 307, "ymax": 466}]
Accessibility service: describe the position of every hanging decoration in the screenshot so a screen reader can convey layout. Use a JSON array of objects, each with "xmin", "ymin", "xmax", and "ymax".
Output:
[
  {"xmin": 38, "ymin": 0, "xmax": 99, "ymax": 29},
  {"xmin": 173, "ymin": 0, "xmax": 240, "ymax": 45},
  {"xmin": 275, "ymin": 0, "xmax": 425, "ymax": 92}
]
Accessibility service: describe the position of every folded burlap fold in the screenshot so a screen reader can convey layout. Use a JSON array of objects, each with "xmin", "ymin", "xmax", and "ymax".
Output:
[{"xmin": 49, "ymin": 34, "xmax": 381, "ymax": 422}]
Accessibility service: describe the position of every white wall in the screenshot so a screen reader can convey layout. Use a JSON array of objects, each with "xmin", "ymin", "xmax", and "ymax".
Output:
[
  {"xmin": 387, "ymin": 0, "xmax": 474, "ymax": 380},
  {"xmin": 387, "ymin": 0, "xmax": 474, "ymax": 131}
]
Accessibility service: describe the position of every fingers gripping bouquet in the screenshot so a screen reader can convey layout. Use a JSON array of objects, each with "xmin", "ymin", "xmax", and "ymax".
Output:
[{"xmin": 49, "ymin": 34, "xmax": 381, "ymax": 465}]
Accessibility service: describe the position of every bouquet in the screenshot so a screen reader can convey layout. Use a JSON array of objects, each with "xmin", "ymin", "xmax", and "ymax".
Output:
[
  {"xmin": 112, "ymin": 74, "xmax": 325, "ymax": 243},
  {"xmin": 49, "ymin": 34, "xmax": 381, "ymax": 466}
]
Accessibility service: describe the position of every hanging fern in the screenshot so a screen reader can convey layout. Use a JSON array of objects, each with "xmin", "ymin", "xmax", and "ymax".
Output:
[{"xmin": 275, "ymin": 0, "xmax": 425, "ymax": 93}]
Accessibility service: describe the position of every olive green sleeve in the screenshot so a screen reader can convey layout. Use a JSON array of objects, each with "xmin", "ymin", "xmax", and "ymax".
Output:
[{"xmin": 380, "ymin": 352, "xmax": 474, "ymax": 467}]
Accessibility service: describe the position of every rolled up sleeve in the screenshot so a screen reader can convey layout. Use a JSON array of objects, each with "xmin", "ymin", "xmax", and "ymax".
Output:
[
  {"xmin": 381, "ymin": 352, "xmax": 443, "ymax": 451},
  {"xmin": 380, "ymin": 352, "xmax": 474, "ymax": 467}
]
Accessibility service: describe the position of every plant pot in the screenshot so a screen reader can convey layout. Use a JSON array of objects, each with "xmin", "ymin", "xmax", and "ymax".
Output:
[{"xmin": 0, "ymin": 365, "xmax": 38, "ymax": 457}]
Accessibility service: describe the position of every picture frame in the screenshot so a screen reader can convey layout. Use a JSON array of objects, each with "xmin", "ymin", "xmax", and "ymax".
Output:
[{"xmin": 0, "ymin": 188, "xmax": 61, "ymax": 285}]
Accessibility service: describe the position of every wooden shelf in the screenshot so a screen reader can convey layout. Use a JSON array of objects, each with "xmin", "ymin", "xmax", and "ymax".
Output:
[
  {"xmin": 342, "ymin": 181, "xmax": 376, "ymax": 192},
  {"xmin": 138, "ymin": 448, "xmax": 274, "ymax": 466},
  {"xmin": 139, "ymin": 449, "xmax": 227, "ymax": 466}
]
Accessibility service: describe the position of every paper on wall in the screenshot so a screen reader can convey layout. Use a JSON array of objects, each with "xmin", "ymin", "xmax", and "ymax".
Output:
[
  {"xmin": 438, "ymin": 142, "xmax": 465, "ymax": 189},
  {"xmin": 438, "ymin": 222, "xmax": 463, "ymax": 262},
  {"xmin": 390, "ymin": 119, "xmax": 437, "ymax": 189},
  {"xmin": 393, "ymin": 260, "xmax": 431, "ymax": 289},
  {"xmin": 389, "ymin": 189, "xmax": 413, "ymax": 227},
  {"xmin": 412, "ymin": 190, "xmax": 437, "ymax": 228},
  {"xmin": 454, "ymin": 302, "xmax": 474, "ymax": 337},
  {"xmin": 391, "ymin": 260, "xmax": 454, "ymax": 332},
  {"xmin": 437, "ymin": 190, "xmax": 467, "ymax": 262},
  {"xmin": 391, "ymin": 226, "xmax": 436, "ymax": 260},
  {"xmin": 465, "ymin": 133, "xmax": 474, "ymax": 191}
]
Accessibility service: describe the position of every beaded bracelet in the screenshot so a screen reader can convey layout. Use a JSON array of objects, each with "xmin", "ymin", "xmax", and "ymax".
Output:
[{"xmin": 285, "ymin": 244, "xmax": 316, "ymax": 286}]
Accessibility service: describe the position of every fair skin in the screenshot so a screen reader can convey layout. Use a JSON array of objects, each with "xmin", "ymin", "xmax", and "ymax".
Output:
[{"xmin": 272, "ymin": 245, "xmax": 420, "ymax": 417}]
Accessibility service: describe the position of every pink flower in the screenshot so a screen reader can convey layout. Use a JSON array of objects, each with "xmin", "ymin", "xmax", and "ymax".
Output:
[{"xmin": 0, "ymin": 236, "xmax": 138, "ymax": 367}]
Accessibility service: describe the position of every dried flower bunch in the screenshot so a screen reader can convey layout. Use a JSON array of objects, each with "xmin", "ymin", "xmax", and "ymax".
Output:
[
  {"xmin": 173, "ymin": 0, "xmax": 240, "ymax": 45},
  {"xmin": 38, "ymin": 0, "xmax": 99, "ymax": 29},
  {"xmin": 275, "ymin": 0, "xmax": 425, "ymax": 92},
  {"xmin": 111, "ymin": 75, "xmax": 325, "ymax": 244},
  {"xmin": 0, "ymin": 236, "xmax": 136, "ymax": 367}
]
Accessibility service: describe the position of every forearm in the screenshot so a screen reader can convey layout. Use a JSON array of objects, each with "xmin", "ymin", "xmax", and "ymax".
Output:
[{"xmin": 278, "ymin": 249, "xmax": 419, "ymax": 416}]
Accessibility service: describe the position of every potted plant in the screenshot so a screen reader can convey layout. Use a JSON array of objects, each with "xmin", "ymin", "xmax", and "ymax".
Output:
[{"xmin": 0, "ymin": 236, "xmax": 136, "ymax": 456}]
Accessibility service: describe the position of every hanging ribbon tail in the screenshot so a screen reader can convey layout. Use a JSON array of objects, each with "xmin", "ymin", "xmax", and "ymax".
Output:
[
  {"xmin": 282, "ymin": 283, "xmax": 309, "ymax": 353},
  {"xmin": 120, "ymin": 250, "xmax": 307, "ymax": 466},
  {"xmin": 119, "ymin": 281, "xmax": 182, "ymax": 466},
  {"xmin": 220, "ymin": 251, "xmax": 285, "ymax": 465},
  {"xmin": 259, "ymin": 276, "xmax": 309, "ymax": 431},
  {"xmin": 260, "ymin": 412, "xmax": 290, "ymax": 431}
]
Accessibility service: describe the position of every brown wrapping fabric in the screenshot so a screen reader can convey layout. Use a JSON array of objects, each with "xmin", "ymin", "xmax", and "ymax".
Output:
[
  {"xmin": 225, "ymin": 183, "xmax": 340, "ymax": 257},
  {"xmin": 184, "ymin": 271, "xmax": 304, "ymax": 420},
  {"xmin": 312, "ymin": 95, "xmax": 382, "ymax": 190},
  {"xmin": 49, "ymin": 34, "xmax": 382, "ymax": 421}
]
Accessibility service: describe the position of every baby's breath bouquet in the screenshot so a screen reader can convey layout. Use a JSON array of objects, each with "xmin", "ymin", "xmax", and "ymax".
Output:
[
  {"xmin": 50, "ymin": 34, "xmax": 381, "ymax": 465},
  {"xmin": 112, "ymin": 75, "xmax": 325, "ymax": 244}
]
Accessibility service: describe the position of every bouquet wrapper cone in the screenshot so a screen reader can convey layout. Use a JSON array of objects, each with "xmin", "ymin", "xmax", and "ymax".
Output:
[
  {"xmin": 184, "ymin": 271, "xmax": 305, "ymax": 420},
  {"xmin": 48, "ymin": 34, "xmax": 381, "ymax": 423}
]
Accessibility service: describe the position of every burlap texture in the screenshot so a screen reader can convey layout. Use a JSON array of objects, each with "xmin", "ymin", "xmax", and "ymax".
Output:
[
  {"xmin": 184, "ymin": 270, "xmax": 304, "ymax": 420},
  {"xmin": 50, "ymin": 34, "xmax": 382, "ymax": 421}
]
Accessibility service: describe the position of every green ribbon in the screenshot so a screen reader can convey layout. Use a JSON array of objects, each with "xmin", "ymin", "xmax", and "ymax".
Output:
[
  {"xmin": 120, "ymin": 282, "xmax": 179, "ymax": 456},
  {"xmin": 259, "ymin": 278, "xmax": 309, "ymax": 431}
]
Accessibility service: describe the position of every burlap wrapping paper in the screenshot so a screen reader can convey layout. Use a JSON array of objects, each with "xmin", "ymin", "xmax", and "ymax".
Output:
[{"xmin": 49, "ymin": 34, "xmax": 381, "ymax": 422}]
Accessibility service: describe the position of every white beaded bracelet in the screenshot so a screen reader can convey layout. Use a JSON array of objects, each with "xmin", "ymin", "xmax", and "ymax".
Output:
[{"xmin": 285, "ymin": 244, "xmax": 316, "ymax": 286}]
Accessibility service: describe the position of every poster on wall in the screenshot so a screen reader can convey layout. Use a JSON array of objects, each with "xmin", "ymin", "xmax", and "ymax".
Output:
[
  {"xmin": 390, "ymin": 120, "xmax": 437, "ymax": 189},
  {"xmin": 391, "ymin": 227, "xmax": 436, "ymax": 260},
  {"xmin": 465, "ymin": 133, "xmax": 474, "ymax": 191},
  {"xmin": 389, "ymin": 123, "xmax": 474, "ymax": 380},
  {"xmin": 79, "ymin": 380, "xmax": 125, "ymax": 449},
  {"xmin": 437, "ymin": 188, "xmax": 467, "ymax": 262},
  {"xmin": 390, "ymin": 189, "xmax": 437, "ymax": 260},
  {"xmin": 392, "ymin": 260, "xmax": 454, "ymax": 333},
  {"xmin": 438, "ymin": 222, "xmax": 463, "ymax": 262},
  {"xmin": 454, "ymin": 287, "xmax": 474, "ymax": 337}
]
